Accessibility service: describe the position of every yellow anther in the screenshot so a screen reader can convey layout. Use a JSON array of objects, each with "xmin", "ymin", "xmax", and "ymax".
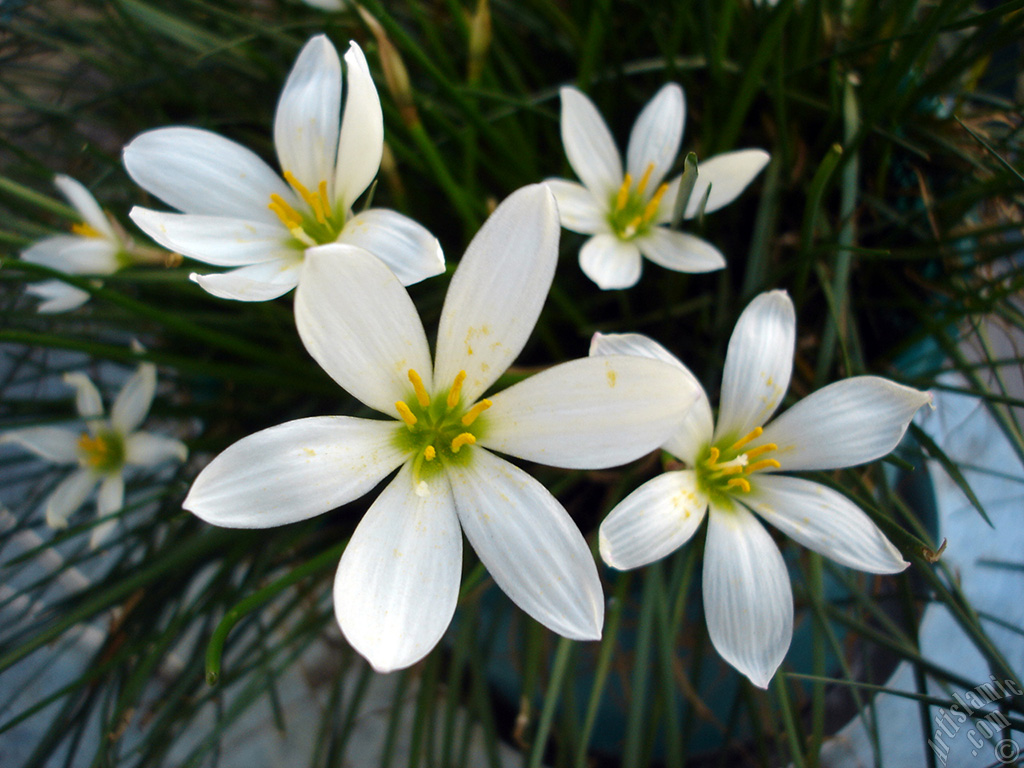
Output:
[
  {"xmin": 450, "ymin": 432, "xmax": 476, "ymax": 453},
  {"xmin": 726, "ymin": 477, "xmax": 752, "ymax": 493},
  {"xmin": 705, "ymin": 446, "xmax": 721, "ymax": 467},
  {"xmin": 744, "ymin": 443, "xmax": 777, "ymax": 461},
  {"xmin": 715, "ymin": 465, "xmax": 745, "ymax": 476},
  {"xmin": 268, "ymin": 194, "xmax": 303, "ymax": 228},
  {"xmin": 318, "ymin": 180, "xmax": 331, "ymax": 219},
  {"xmin": 729, "ymin": 427, "xmax": 764, "ymax": 453},
  {"xmin": 635, "ymin": 162, "xmax": 656, "ymax": 196},
  {"xmin": 461, "ymin": 399, "xmax": 492, "ymax": 426},
  {"xmin": 407, "ymin": 369, "xmax": 430, "ymax": 408},
  {"xmin": 77, "ymin": 433, "xmax": 109, "ymax": 467},
  {"xmin": 626, "ymin": 214, "xmax": 644, "ymax": 233},
  {"xmin": 642, "ymin": 182, "xmax": 669, "ymax": 223},
  {"xmin": 284, "ymin": 170, "xmax": 330, "ymax": 225},
  {"xmin": 71, "ymin": 222, "xmax": 102, "ymax": 238},
  {"xmin": 745, "ymin": 459, "xmax": 781, "ymax": 474},
  {"xmin": 615, "ymin": 173, "xmax": 633, "ymax": 212},
  {"xmin": 423, "ymin": 445, "xmax": 436, "ymax": 461},
  {"xmin": 395, "ymin": 400, "xmax": 418, "ymax": 428},
  {"xmin": 447, "ymin": 370, "xmax": 467, "ymax": 409}
]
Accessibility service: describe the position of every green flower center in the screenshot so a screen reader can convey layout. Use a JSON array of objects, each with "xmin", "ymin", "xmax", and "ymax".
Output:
[
  {"xmin": 77, "ymin": 429, "xmax": 125, "ymax": 474},
  {"xmin": 267, "ymin": 170, "xmax": 348, "ymax": 246},
  {"xmin": 606, "ymin": 162, "xmax": 669, "ymax": 241},
  {"xmin": 695, "ymin": 426, "xmax": 781, "ymax": 501}
]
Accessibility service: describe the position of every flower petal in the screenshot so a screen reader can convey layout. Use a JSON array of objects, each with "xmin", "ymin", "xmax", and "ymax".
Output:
[
  {"xmin": 123, "ymin": 127, "xmax": 294, "ymax": 224},
  {"xmin": 703, "ymin": 499, "xmax": 792, "ymax": 689},
  {"xmin": 599, "ymin": 470, "xmax": 708, "ymax": 569},
  {"xmin": 482, "ymin": 355, "xmax": 701, "ymax": 469},
  {"xmin": 183, "ymin": 416, "xmax": 407, "ymax": 528},
  {"xmin": 54, "ymin": 175, "xmax": 116, "ymax": 239},
  {"xmin": 190, "ymin": 258, "xmax": 302, "ymax": 302},
  {"xmin": 295, "ymin": 244, "xmax": 432, "ymax": 414},
  {"xmin": 111, "ymin": 363, "xmax": 156, "ymax": 435},
  {"xmin": 25, "ymin": 280, "xmax": 91, "ymax": 313},
  {"xmin": 626, "ymin": 83, "xmax": 685, "ymax": 193},
  {"xmin": 0, "ymin": 427, "xmax": 81, "ymax": 463},
  {"xmin": 129, "ymin": 209, "xmax": 290, "ymax": 267},
  {"xmin": 434, "ymin": 184, "xmax": 560, "ymax": 404},
  {"xmin": 274, "ymin": 35, "xmax": 342, "ymax": 198},
  {"xmin": 334, "ymin": 41, "xmax": 384, "ymax": 210},
  {"xmin": 125, "ymin": 431, "xmax": 188, "ymax": 466},
  {"xmin": 97, "ymin": 473, "xmax": 124, "ymax": 517},
  {"xmin": 63, "ymin": 372, "xmax": 104, "ymax": 421},
  {"xmin": 758, "ymin": 376, "xmax": 932, "ymax": 472},
  {"xmin": 46, "ymin": 469, "xmax": 98, "ymax": 529},
  {"xmin": 22, "ymin": 236, "xmax": 120, "ymax": 274},
  {"xmin": 448, "ymin": 449, "xmax": 603, "ymax": 639},
  {"xmin": 579, "ymin": 233, "xmax": 642, "ymax": 290},
  {"xmin": 544, "ymin": 178, "xmax": 607, "ymax": 235},
  {"xmin": 339, "ymin": 208, "xmax": 444, "ymax": 286},
  {"xmin": 334, "ymin": 463, "xmax": 462, "ymax": 672},
  {"xmin": 636, "ymin": 228, "xmax": 726, "ymax": 274},
  {"xmin": 559, "ymin": 87, "xmax": 623, "ymax": 198},
  {"xmin": 588, "ymin": 332, "xmax": 713, "ymax": 465},
  {"xmin": 714, "ymin": 290, "xmax": 795, "ymax": 444},
  {"xmin": 658, "ymin": 149, "xmax": 771, "ymax": 222},
  {"xmin": 745, "ymin": 475, "xmax": 909, "ymax": 573}
]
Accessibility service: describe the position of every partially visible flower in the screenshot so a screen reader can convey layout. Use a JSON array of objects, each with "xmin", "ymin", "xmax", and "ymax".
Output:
[
  {"xmin": 302, "ymin": 0, "xmax": 346, "ymax": 10},
  {"xmin": 547, "ymin": 84, "xmax": 770, "ymax": 289},
  {"xmin": 593, "ymin": 290, "xmax": 931, "ymax": 687},
  {"xmin": 0, "ymin": 360, "xmax": 188, "ymax": 548},
  {"xmin": 124, "ymin": 35, "xmax": 443, "ymax": 302},
  {"xmin": 184, "ymin": 184, "xmax": 701, "ymax": 673}
]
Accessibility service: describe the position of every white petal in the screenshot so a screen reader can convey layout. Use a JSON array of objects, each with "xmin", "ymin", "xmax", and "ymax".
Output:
[
  {"xmin": 123, "ymin": 127, "xmax": 295, "ymax": 224},
  {"xmin": 63, "ymin": 372, "xmax": 104, "ymax": 420},
  {"xmin": 626, "ymin": 83, "xmax": 685, "ymax": 192},
  {"xmin": 482, "ymin": 355, "xmax": 701, "ymax": 469},
  {"xmin": 190, "ymin": 258, "xmax": 302, "ymax": 302},
  {"xmin": 433, "ymin": 184, "xmax": 560, "ymax": 404},
  {"xmin": 26, "ymin": 280, "xmax": 91, "ymax": 313},
  {"xmin": 579, "ymin": 233, "xmax": 642, "ymax": 290},
  {"xmin": 599, "ymin": 470, "xmax": 708, "ymax": 569},
  {"xmin": 338, "ymin": 208, "xmax": 444, "ymax": 286},
  {"xmin": 125, "ymin": 431, "xmax": 188, "ymax": 466},
  {"xmin": 758, "ymin": 376, "xmax": 932, "ymax": 472},
  {"xmin": 46, "ymin": 469, "xmax": 98, "ymax": 529},
  {"xmin": 714, "ymin": 290, "xmax": 795, "ymax": 444},
  {"xmin": 334, "ymin": 41, "xmax": 384, "ymax": 210},
  {"xmin": 588, "ymin": 332, "xmax": 713, "ymax": 465},
  {"xmin": 745, "ymin": 475, "xmax": 909, "ymax": 573},
  {"xmin": 544, "ymin": 178, "xmax": 607, "ymax": 235},
  {"xmin": 97, "ymin": 473, "xmax": 124, "ymax": 517},
  {"xmin": 295, "ymin": 245, "xmax": 432, "ymax": 414},
  {"xmin": 184, "ymin": 416, "xmax": 407, "ymax": 528},
  {"xmin": 636, "ymin": 228, "xmax": 726, "ymax": 274},
  {"xmin": 703, "ymin": 499, "xmax": 792, "ymax": 689},
  {"xmin": 111, "ymin": 363, "xmax": 156, "ymax": 435},
  {"xmin": 559, "ymin": 87, "xmax": 623, "ymax": 198},
  {"xmin": 0, "ymin": 427, "xmax": 81, "ymax": 464},
  {"xmin": 334, "ymin": 463, "xmax": 462, "ymax": 672},
  {"xmin": 90, "ymin": 516, "xmax": 119, "ymax": 550},
  {"xmin": 447, "ymin": 449, "xmax": 603, "ymax": 640},
  {"xmin": 130, "ymin": 208, "xmax": 290, "ymax": 267},
  {"xmin": 658, "ymin": 149, "xmax": 771, "ymax": 222},
  {"xmin": 22, "ymin": 236, "xmax": 120, "ymax": 274},
  {"xmin": 274, "ymin": 35, "xmax": 341, "ymax": 199},
  {"xmin": 54, "ymin": 175, "xmax": 116, "ymax": 239}
]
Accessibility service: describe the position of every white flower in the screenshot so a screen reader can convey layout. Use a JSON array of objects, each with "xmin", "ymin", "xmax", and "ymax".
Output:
[
  {"xmin": 123, "ymin": 35, "xmax": 444, "ymax": 302},
  {"xmin": 1, "ymin": 361, "xmax": 188, "ymax": 548},
  {"xmin": 547, "ymin": 84, "xmax": 770, "ymax": 290},
  {"xmin": 183, "ymin": 184, "xmax": 701, "ymax": 673},
  {"xmin": 592, "ymin": 290, "xmax": 932, "ymax": 688},
  {"xmin": 21, "ymin": 175, "xmax": 130, "ymax": 313}
]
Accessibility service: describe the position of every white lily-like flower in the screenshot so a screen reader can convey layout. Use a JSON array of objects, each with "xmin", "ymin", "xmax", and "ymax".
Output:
[
  {"xmin": 183, "ymin": 184, "xmax": 701, "ymax": 673},
  {"xmin": 593, "ymin": 290, "xmax": 932, "ymax": 688},
  {"xmin": 123, "ymin": 35, "xmax": 443, "ymax": 302},
  {"xmin": 0, "ymin": 361, "xmax": 188, "ymax": 548},
  {"xmin": 547, "ymin": 83, "xmax": 770, "ymax": 289}
]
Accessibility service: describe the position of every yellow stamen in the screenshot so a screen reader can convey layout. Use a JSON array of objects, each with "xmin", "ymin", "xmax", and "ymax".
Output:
[
  {"xmin": 450, "ymin": 432, "xmax": 476, "ymax": 453},
  {"xmin": 625, "ymin": 214, "xmax": 643, "ymax": 233},
  {"xmin": 726, "ymin": 477, "xmax": 751, "ymax": 493},
  {"xmin": 395, "ymin": 400, "xmax": 418, "ymax": 428},
  {"xmin": 71, "ymin": 222, "xmax": 102, "ymax": 238},
  {"xmin": 318, "ymin": 180, "xmax": 331, "ymax": 220},
  {"xmin": 407, "ymin": 369, "xmax": 430, "ymax": 408},
  {"xmin": 743, "ymin": 443, "xmax": 777, "ymax": 461},
  {"xmin": 77, "ymin": 433, "xmax": 109, "ymax": 467},
  {"xmin": 461, "ymin": 399, "xmax": 492, "ymax": 426},
  {"xmin": 447, "ymin": 370, "xmax": 467, "ymax": 409},
  {"xmin": 745, "ymin": 459, "xmax": 781, "ymax": 474},
  {"xmin": 635, "ymin": 162, "xmax": 655, "ymax": 196},
  {"xmin": 705, "ymin": 446, "xmax": 721, "ymax": 467},
  {"xmin": 615, "ymin": 173, "xmax": 633, "ymax": 212},
  {"xmin": 284, "ymin": 170, "xmax": 328, "ymax": 225},
  {"xmin": 714, "ymin": 465, "xmax": 745, "ymax": 476},
  {"xmin": 728, "ymin": 426, "xmax": 764, "ymax": 453},
  {"xmin": 268, "ymin": 194, "xmax": 303, "ymax": 228},
  {"xmin": 423, "ymin": 445, "xmax": 436, "ymax": 461},
  {"xmin": 642, "ymin": 182, "xmax": 669, "ymax": 223}
]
